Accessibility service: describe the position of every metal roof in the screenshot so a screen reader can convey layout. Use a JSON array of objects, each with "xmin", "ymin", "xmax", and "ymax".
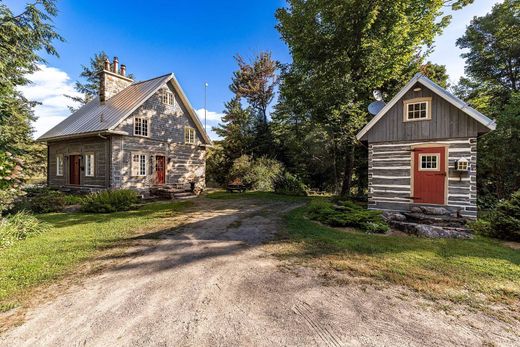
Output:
[
  {"xmin": 356, "ymin": 73, "xmax": 497, "ymax": 141},
  {"xmin": 38, "ymin": 73, "xmax": 211, "ymax": 144}
]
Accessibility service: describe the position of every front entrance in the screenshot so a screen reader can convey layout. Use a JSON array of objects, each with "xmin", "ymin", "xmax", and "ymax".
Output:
[
  {"xmin": 155, "ymin": 156, "xmax": 166, "ymax": 185},
  {"xmin": 413, "ymin": 147, "xmax": 446, "ymax": 205},
  {"xmin": 69, "ymin": 155, "xmax": 81, "ymax": 186}
]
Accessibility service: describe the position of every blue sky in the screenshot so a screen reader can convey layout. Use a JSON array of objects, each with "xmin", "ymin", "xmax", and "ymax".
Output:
[{"xmin": 7, "ymin": 0, "xmax": 499, "ymax": 139}]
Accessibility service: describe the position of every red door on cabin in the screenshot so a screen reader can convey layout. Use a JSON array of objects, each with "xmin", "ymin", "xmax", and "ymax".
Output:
[
  {"xmin": 69, "ymin": 155, "xmax": 81, "ymax": 185},
  {"xmin": 413, "ymin": 147, "xmax": 446, "ymax": 205},
  {"xmin": 155, "ymin": 156, "xmax": 166, "ymax": 185}
]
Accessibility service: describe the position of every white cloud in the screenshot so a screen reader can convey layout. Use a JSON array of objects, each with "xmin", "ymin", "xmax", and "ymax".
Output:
[
  {"xmin": 196, "ymin": 108, "xmax": 224, "ymax": 140},
  {"xmin": 18, "ymin": 64, "xmax": 82, "ymax": 139}
]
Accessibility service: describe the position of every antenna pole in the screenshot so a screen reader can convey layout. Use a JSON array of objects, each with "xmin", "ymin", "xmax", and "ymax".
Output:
[{"xmin": 204, "ymin": 83, "xmax": 208, "ymax": 131}]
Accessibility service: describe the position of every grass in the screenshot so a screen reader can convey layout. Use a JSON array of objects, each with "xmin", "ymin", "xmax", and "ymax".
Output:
[
  {"xmin": 206, "ymin": 190, "xmax": 309, "ymax": 202},
  {"xmin": 273, "ymin": 204, "xmax": 520, "ymax": 311},
  {"xmin": 0, "ymin": 201, "xmax": 192, "ymax": 312}
]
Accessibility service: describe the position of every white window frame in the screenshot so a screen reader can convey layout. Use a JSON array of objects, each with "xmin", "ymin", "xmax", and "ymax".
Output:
[
  {"xmin": 403, "ymin": 97, "xmax": 432, "ymax": 122},
  {"xmin": 56, "ymin": 154, "xmax": 64, "ymax": 176},
  {"xmin": 85, "ymin": 153, "xmax": 95, "ymax": 177},
  {"xmin": 184, "ymin": 127, "xmax": 196, "ymax": 145},
  {"xmin": 161, "ymin": 91, "xmax": 174, "ymax": 105},
  {"xmin": 134, "ymin": 117, "xmax": 149, "ymax": 137},
  {"xmin": 418, "ymin": 154, "xmax": 440, "ymax": 172},
  {"xmin": 132, "ymin": 153, "xmax": 147, "ymax": 177}
]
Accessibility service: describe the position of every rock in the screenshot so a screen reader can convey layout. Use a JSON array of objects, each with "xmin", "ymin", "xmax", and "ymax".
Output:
[
  {"xmin": 419, "ymin": 206, "xmax": 450, "ymax": 216},
  {"xmin": 382, "ymin": 211, "xmax": 406, "ymax": 222},
  {"xmin": 389, "ymin": 221, "xmax": 473, "ymax": 239},
  {"xmin": 410, "ymin": 206, "xmax": 423, "ymax": 213}
]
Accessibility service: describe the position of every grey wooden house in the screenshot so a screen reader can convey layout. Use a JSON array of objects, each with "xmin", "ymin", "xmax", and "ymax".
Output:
[
  {"xmin": 38, "ymin": 57, "xmax": 212, "ymax": 195},
  {"xmin": 356, "ymin": 74, "xmax": 496, "ymax": 219}
]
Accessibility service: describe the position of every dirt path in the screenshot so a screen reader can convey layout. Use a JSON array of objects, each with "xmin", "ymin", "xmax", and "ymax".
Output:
[{"xmin": 1, "ymin": 198, "xmax": 518, "ymax": 346}]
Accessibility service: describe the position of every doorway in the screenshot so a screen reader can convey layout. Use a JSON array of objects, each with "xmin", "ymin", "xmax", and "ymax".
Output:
[
  {"xmin": 155, "ymin": 155, "xmax": 166, "ymax": 185},
  {"xmin": 413, "ymin": 147, "xmax": 446, "ymax": 205},
  {"xmin": 69, "ymin": 155, "xmax": 81, "ymax": 185}
]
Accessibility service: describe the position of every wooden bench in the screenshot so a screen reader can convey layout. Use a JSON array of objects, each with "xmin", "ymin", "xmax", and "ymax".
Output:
[{"xmin": 226, "ymin": 184, "xmax": 247, "ymax": 193}]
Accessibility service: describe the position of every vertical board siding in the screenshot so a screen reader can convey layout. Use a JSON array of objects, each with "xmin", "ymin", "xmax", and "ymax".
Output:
[
  {"xmin": 363, "ymin": 83, "xmax": 484, "ymax": 143},
  {"xmin": 368, "ymin": 138, "xmax": 477, "ymax": 218}
]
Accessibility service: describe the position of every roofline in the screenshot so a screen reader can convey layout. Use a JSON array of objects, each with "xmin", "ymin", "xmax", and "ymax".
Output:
[
  {"xmin": 169, "ymin": 74, "xmax": 213, "ymax": 145},
  {"xmin": 37, "ymin": 130, "xmax": 127, "ymax": 142},
  {"xmin": 356, "ymin": 73, "xmax": 496, "ymax": 140}
]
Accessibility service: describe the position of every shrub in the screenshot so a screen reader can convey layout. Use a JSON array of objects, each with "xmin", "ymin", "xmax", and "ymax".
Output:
[
  {"xmin": 473, "ymin": 190, "xmax": 520, "ymax": 241},
  {"xmin": 307, "ymin": 198, "xmax": 389, "ymax": 234},
  {"xmin": 0, "ymin": 211, "xmax": 50, "ymax": 248},
  {"xmin": 63, "ymin": 194, "xmax": 84, "ymax": 206},
  {"xmin": 229, "ymin": 155, "xmax": 283, "ymax": 191},
  {"xmin": 274, "ymin": 172, "xmax": 308, "ymax": 196},
  {"xmin": 80, "ymin": 189, "xmax": 140, "ymax": 213},
  {"xmin": 11, "ymin": 187, "xmax": 66, "ymax": 214}
]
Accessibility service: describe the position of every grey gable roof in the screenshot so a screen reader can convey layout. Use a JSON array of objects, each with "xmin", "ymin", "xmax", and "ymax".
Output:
[{"xmin": 38, "ymin": 73, "xmax": 212, "ymax": 144}]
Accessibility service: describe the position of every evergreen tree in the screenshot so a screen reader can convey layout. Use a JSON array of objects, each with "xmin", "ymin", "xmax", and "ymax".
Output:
[{"xmin": 0, "ymin": 0, "xmax": 62, "ymax": 212}]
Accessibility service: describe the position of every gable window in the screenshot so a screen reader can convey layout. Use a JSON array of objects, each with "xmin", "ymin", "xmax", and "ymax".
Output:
[
  {"xmin": 419, "ymin": 154, "xmax": 439, "ymax": 171},
  {"xmin": 161, "ymin": 91, "xmax": 174, "ymax": 105},
  {"xmin": 134, "ymin": 117, "xmax": 149, "ymax": 137},
  {"xmin": 403, "ymin": 98, "xmax": 432, "ymax": 121},
  {"xmin": 184, "ymin": 127, "xmax": 196, "ymax": 144},
  {"xmin": 85, "ymin": 153, "xmax": 95, "ymax": 177},
  {"xmin": 132, "ymin": 153, "xmax": 147, "ymax": 177},
  {"xmin": 56, "ymin": 154, "xmax": 64, "ymax": 176}
]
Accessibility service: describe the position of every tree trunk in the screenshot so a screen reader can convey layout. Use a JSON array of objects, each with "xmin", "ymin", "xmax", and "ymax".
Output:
[{"xmin": 340, "ymin": 145, "xmax": 355, "ymax": 197}]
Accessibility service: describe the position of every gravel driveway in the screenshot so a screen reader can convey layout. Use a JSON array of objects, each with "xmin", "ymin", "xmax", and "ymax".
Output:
[{"xmin": 1, "ymin": 198, "xmax": 517, "ymax": 346}]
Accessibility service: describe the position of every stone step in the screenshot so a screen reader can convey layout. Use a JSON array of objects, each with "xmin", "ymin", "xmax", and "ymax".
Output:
[
  {"xmin": 402, "ymin": 212, "xmax": 466, "ymax": 227},
  {"xmin": 388, "ymin": 220, "xmax": 473, "ymax": 239}
]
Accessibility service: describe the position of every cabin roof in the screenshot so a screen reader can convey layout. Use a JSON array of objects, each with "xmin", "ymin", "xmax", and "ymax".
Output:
[
  {"xmin": 356, "ymin": 73, "xmax": 496, "ymax": 141},
  {"xmin": 38, "ymin": 73, "xmax": 212, "ymax": 144}
]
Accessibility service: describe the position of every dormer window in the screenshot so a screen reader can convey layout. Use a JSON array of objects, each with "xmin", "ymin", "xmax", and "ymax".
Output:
[
  {"xmin": 134, "ymin": 117, "xmax": 149, "ymax": 137},
  {"xmin": 161, "ymin": 91, "xmax": 174, "ymax": 105},
  {"xmin": 403, "ymin": 97, "xmax": 432, "ymax": 122}
]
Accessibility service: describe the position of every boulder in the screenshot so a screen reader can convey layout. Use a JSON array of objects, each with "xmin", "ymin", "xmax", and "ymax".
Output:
[{"xmin": 419, "ymin": 206, "xmax": 451, "ymax": 216}]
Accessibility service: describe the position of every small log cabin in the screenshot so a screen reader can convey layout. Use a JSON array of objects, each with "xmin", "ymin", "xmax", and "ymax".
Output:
[
  {"xmin": 38, "ymin": 57, "xmax": 212, "ymax": 195},
  {"xmin": 356, "ymin": 74, "xmax": 496, "ymax": 219}
]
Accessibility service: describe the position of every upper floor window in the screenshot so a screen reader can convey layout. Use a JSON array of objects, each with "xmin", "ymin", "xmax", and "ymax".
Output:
[
  {"xmin": 85, "ymin": 153, "xmax": 95, "ymax": 177},
  {"xmin": 185, "ymin": 127, "xmax": 196, "ymax": 144},
  {"xmin": 161, "ymin": 91, "xmax": 174, "ymax": 105},
  {"xmin": 134, "ymin": 117, "xmax": 149, "ymax": 137},
  {"xmin": 403, "ymin": 98, "xmax": 431, "ymax": 121},
  {"xmin": 56, "ymin": 154, "xmax": 64, "ymax": 176}
]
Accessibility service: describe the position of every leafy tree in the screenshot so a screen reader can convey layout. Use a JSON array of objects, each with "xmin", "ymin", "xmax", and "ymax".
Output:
[
  {"xmin": 454, "ymin": 0, "xmax": 520, "ymax": 202},
  {"xmin": 456, "ymin": 0, "xmax": 520, "ymax": 94},
  {"xmin": 420, "ymin": 62, "xmax": 450, "ymax": 88},
  {"xmin": 275, "ymin": 0, "xmax": 471, "ymax": 196},
  {"xmin": 0, "ymin": 0, "xmax": 62, "ymax": 212},
  {"xmin": 67, "ymin": 51, "xmax": 135, "ymax": 110}
]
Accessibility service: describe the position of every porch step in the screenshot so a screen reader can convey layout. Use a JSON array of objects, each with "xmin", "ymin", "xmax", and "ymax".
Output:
[
  {"xmin": 149, "ymin": 187, "xmax": 197, "ymax": 200},
  {"xmin": 382, "ymin": 210, "xmax": 472, "ymax": 239}
]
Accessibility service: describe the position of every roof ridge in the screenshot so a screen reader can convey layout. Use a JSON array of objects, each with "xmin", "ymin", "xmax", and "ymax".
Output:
[{"xmin": 131, "ymin": 73, "xmax": 172, "ymax": 86}]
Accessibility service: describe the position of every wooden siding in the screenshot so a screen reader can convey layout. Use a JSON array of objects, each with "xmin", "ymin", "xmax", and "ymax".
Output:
[
  {"xmin": 47, "ymin": 137, "xmax": 110, "ymax": 188},
  {"xmin": 368, "ymin": 138, "xmax": 477, "ymax": 218},
  {"xmin": 361, "ymin": 83, "xmax": 489, "ymax": 143}
]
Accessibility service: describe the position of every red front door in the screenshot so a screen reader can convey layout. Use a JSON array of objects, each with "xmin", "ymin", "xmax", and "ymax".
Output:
[
  {"xmin": 155, "ymin": 156, "xmax": 166, "ymax": 185},
  {"xmin": 70, "ymin": 155, "xmax": 81, "ymax": 185},
  {"xmin": 413, "ymin": 147, "xmax": 446, "ymax": 205}
]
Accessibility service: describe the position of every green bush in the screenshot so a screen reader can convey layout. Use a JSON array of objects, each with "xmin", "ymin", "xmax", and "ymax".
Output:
[
  {"xmin": 63, "ymin": 194, "xmax": 84, "ymax": 206},
  {"xmin": 472, "ymin": 190, "xmax": 520, "ymax": 241},
  {"xmin": 80, "ymin": 189, "xmax": 140, "ymax": 213},
  {"xmin": 11, "ymin": 187, "xmax": 66, "ymax": 214},
  {"xmin": 307, "ymin": 198, "xmax": 389, "ymax": 234},
  {"xmin": 274, "ymin": 172, "xmax": 308, "ymax": 196},
  {"xmin": 0, "ymin": 211, "xmax": 50, "ymax": 248},
  {"xmin": 229, "ymin": 155, "xmax": 283, "ymax": 191}
]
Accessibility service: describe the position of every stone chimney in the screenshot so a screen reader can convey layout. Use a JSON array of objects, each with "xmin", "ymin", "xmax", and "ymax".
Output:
[{"xmin": 99, "ymin": 56, "xmax": 133, "ymax": 103}]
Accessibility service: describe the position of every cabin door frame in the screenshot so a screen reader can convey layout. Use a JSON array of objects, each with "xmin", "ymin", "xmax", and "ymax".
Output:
[
  {"xmin": 410, "ymin": 144, "xmax": 448, "ymax": 205},
  {"xmin": 69, "ymin": 154, "xmax": 81, "ymax": 186}
]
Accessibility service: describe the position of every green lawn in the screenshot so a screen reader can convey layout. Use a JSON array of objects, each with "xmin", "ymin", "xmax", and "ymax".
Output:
[
  {"xmin": 0, "ymin": 201, "xmax": 192, "ymax": 312},
  {"xmin": 274, "ymin": 205, "xmax": 520, "ymax": 311}
]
